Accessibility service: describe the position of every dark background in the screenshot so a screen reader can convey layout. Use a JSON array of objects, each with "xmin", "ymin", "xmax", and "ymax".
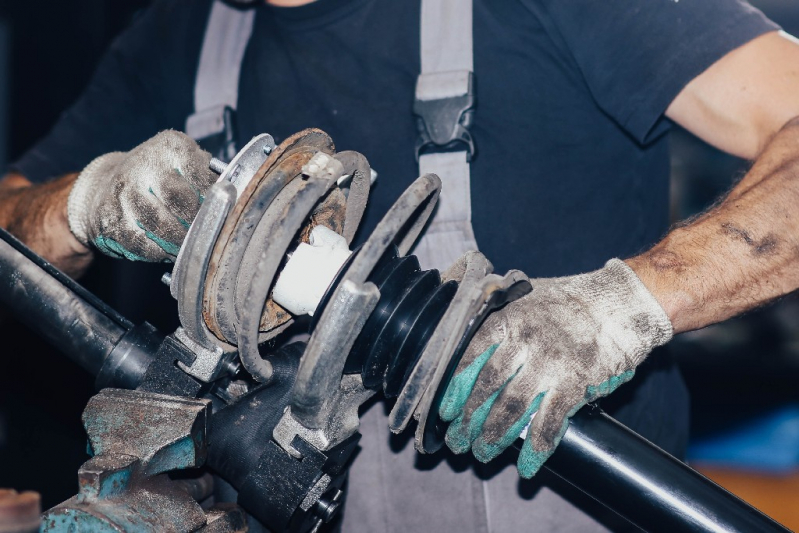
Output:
[
  {"xmin": 0, "ymin": 0, "xmax": 162, "ymax": 506},
  {"xmin": 0, "ymin": 0, "xmax": 797, "ymax": 512}
]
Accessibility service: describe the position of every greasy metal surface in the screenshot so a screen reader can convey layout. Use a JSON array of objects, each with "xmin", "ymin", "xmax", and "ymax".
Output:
[
  {"xmin": 217, "ymin": 133, "xmax": 276, "ymax": 197},
  {"xmin": 41, "ymin": 389, "xmax": 227, "ymax": 533},
  {"xmin": 289, "ymin": 175, "xmax": 441, "ymax": 435},
  {"xmin": 345, "ymin": 174, "xmax": 441, "ymax": 278},
  {"xmin": 172, "ymin": 180, "xmax": 237, "ymax": 354},
  {"xmin": 232, "ymin": 173, "xmax": 332, "ymax": 324},
  {"xmin": 203, "ymin": 129, "xmax": 335, "ymax": 344},
  {"xmin": 211, "ymin": 150, "xmax": 316, "ymax": 343},
  {"xmin": 82, "ymin": 389, "xmax": 210, "ymax": 476},
  {"xmin": 174, "ymin": 327, "xmax": 231, "ymax": 383},
  {"xmin": 77, "ymin": 454, "xmax": 139, "ymax": 502},
  {"xmin": 176, "ymin": 129, "xmax": 374, "ymax": 385},
  {"xmin": 202, "ymin": 504, "xmax": 248, "ymax": 533},
  {"xmin": 288, "ymin": 280, "xmax": 379, "ymax": 429},
  {"xmin": 275, "ymin": 367, "xmax": 375, "ymax": 454},
  {"xmin": 163, "ymin": 129, "xmax": 371, "ymax": 386},
  {"xmin": 237, "ymin": 175, "xmax": 337, "ymax": 382},
  {"xmin": 332, "ymin": 150, "xmax": 371, "ymax": 244},
  {"xmin": 43, "ymin": 475, "xmax": 208, "ymax": 533}
]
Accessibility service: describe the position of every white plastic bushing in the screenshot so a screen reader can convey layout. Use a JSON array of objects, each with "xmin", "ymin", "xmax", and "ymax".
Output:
[{"xmin": 272, "ymin": 226, "xmax": 353, "ymax": 316}]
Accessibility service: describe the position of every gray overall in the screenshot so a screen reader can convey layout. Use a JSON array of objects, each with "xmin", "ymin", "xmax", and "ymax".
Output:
[{"xmin": 187, "ymin": 1, "xmax": 616, "ymax": 531}]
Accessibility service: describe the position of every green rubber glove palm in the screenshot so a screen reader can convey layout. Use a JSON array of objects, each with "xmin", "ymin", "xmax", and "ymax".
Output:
[
  {"xmin": 439, "ymin": 259, "xmax": 673, "ymax": 478},
  {"xmin": 67, "ymin": 130, "xmax": 217, "ymax": 262}
]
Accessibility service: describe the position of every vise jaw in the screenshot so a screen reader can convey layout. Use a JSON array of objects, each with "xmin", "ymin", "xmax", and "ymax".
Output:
[{"xmin": 40, "ymin": 389, "xmax": 245, "ymax": 533}]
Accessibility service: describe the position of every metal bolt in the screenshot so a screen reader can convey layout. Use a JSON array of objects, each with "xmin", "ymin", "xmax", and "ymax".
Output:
[
  {"xmin": 223, "ymin": 359, "xmax": 240, "ymax": 377},
  {"xmin": 313, "ymin": 498, "xmax": 340, "ymax": 523},
  {"xmin": 313, "ymin": 490, "xmax": 343, "ymax": 523},
  {"xmin": 209, "ymin": 158, "xmax": 228, "ymax": 175},
  {"xmin": 161, "ymin": 272, "xmax": 172, "ymax": 287},
  {"xmin": 263, "ymin": 144, "xmax": 273, "ymax": 155}
]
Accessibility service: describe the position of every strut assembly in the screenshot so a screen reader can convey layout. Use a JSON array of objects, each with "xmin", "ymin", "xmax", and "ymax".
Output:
[
  {"xmin": 166, "ymin": 128, "xmax": 530, "ymax": 457},
  {"xmin": 0, "ymin": 129, "xmax": 791, "ymax": 533}
]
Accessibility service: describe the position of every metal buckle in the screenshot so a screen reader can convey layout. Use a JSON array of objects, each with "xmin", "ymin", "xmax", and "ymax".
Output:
[{"xmin": 414, "ymin": 71, "xmax": 476, "ymax": 161}]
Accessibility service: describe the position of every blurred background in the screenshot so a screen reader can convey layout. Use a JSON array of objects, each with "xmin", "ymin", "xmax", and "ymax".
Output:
[
  {"xmin": 669, "ymin": 3, "xmax": 799, "ymax": 528},
  {"xmin": 0, "ymin": 0, "xmax": 797, "ymax": 529}
]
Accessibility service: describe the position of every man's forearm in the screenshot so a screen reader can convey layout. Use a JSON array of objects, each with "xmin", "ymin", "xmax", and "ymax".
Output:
[
  {"xmin": 627, "ymin": 118, "xmax": 799, "ymax": 334},
  {"xmin": 0, "ymin": 173, "xmax": 92, "ymax": 277}
]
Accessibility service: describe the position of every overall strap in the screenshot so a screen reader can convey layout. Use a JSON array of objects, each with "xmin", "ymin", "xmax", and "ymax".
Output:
[
  {"xmin": 413, "ymin": 0, "xmax": 478, "ymax": 271},
  {"xmin": 185, "ymin": 0, "xmax": 256, "ymax": 161}
]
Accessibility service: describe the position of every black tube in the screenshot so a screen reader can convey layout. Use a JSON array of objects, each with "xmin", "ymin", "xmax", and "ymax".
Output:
[
  {"xmin": 1, "ymin": 225, "xmax": 789, "ymax": 531},
  {"xmin": 96, "ymin": 323, "xmax": 161, "ymax": 390},
  {"xmin": 540, "ymin": 405, "xmax": 791, "ymax": 533},
  {"xmin": 0, "ymin": 228, "xmax": 130, "ymax": 376}
]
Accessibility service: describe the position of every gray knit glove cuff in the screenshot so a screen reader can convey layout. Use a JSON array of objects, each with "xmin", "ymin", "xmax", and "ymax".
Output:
[
  {"xmin": 588, "ymin": 258, "xmax": 673, "ymax": 361},
  {"xmin": 67, "ymin": 152, "xmax": 126, "ymax": 247}
]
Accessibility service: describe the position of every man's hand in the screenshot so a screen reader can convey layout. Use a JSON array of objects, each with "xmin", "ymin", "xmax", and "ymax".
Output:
[
  {"xmin": 68, "ymin": 130, "xmax": 217, "ymax": 262},
  {"xmin": 439, "ymin": 260, "xmax": 673, "ymax": 478}
]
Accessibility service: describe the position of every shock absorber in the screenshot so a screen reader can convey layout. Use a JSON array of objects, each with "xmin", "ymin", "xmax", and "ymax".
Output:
[
  {"xmin": 206, "ymin": 129, "xmax": 788, "ymax": 533},
  {"xmin": 1, "ymin": 127, "xmax": 788, "ymax": 533}
]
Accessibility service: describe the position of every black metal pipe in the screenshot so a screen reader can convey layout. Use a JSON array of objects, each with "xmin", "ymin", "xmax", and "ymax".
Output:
[
  {"xmin": 0, "ymin": 228, "xmax": 131, "ymax": 377},
  {"xmin": 0, "ymin": 226, "xmax": 790, "ymax": 532},
  {"xmin": 95, "ymin": 323, "xmax": 162, "ymax": 390},
  {"xmin": 540, "ymin": 405, "xmax": 791, "ymax": 533}
]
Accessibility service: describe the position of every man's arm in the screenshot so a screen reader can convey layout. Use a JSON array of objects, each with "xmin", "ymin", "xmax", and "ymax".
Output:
[
  {"xmin": 441, "ymin": 28, "xmax": 799, "ymax": 479},
  {"xmin": 629, "ymin": 30, "xmax": 799, "ymax": 333},
  {"xmin": 0, "ymin": 130, "xmax": 218, "ymax": 277},
  {"xmin": 0, "ymin": 173, "xmax": 93, "ymax": 277}
]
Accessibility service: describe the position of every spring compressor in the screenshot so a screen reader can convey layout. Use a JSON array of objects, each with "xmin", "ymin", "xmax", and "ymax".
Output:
[{"xmin": 0, "ymin": 129, "xmax": 790, "ymax": 533}]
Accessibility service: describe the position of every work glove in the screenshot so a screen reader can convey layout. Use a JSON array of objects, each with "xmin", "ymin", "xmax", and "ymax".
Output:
[
  {"xmin": 439, "ymin": 259, "xmax": 673, "ymax": 478},
  {"xmin": 67, "ymin": 130, "xmax": 217, "ymax": 262}
]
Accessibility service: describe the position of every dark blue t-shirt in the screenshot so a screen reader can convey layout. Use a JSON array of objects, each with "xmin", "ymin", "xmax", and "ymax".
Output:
[
  {"xmin": 12, "ymin": 0, "xmax": 777, "ymax": 454},
  {"xmin": 14, "ymin": 0, "xmax": 777, "ymax": 278}
]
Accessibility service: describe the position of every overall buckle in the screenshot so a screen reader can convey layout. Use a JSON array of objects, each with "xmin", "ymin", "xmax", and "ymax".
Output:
[{"xmin": 414, "ymin": 70, "xmax": 476, "ymax": 161}]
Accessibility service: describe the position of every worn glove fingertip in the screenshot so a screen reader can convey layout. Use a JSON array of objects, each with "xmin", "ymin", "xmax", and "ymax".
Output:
[
  {"xmin": 520, "ymin": 404, "xmax": 575, "ymax": 478},
  {"xmin": 94, "ymin": 236, "xmax": 147, "ymax": 262},
  {"xmin": 517, "ymin": 438, "xmax": 553, "ymax": 479},
  {"xmin": 445, "ymin": 387, "xmax": 501, "ymax": 454},
  {"xmin": 438, "ymin": 343, "xmax": 499, "ymax": 422},
  {"xmin": 444, "ymin": 414, "xmax": 472, "ymax": 454}
]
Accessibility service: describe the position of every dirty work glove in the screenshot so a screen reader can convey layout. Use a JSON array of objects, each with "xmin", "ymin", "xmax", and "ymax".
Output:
[
  {"xmin": 67, "ymin": 130, "xmax": 217, "ymax": 262},
  {"xmin": 439, "ymin": 259, "xmax": 673, "ymax": 478}
]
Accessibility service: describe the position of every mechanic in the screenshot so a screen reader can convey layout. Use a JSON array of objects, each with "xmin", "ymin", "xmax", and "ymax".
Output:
[{"xmin": 0, "ymin": 0, "xmax": 797, "ymax": 531}]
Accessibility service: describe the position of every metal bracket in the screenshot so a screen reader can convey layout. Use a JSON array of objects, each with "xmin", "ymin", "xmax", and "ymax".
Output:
[
  {"xmin": 273, "ymin": 373, "xmax": 375, "ymax": 456},
  {"xmin": 175, "ymin": 327, "xmax": 238, "ymax": 383}
]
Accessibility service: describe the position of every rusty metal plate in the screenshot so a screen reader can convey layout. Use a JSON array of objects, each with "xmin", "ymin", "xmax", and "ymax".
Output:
[{"xmin": 203, "ymin": 129, "xmax": 336, "ymax": 344}]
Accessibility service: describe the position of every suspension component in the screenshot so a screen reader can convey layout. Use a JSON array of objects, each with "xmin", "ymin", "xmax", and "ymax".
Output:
[{"xmin": 0, "ymin": 127, "xmax": 790, "ymax": 533}]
